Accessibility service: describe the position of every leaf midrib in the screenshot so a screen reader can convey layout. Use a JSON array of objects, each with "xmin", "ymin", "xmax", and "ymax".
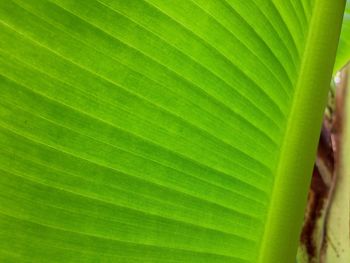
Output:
[{"xmin": 258, "ymin": 1, "xmax": 346, "ymax": 262}]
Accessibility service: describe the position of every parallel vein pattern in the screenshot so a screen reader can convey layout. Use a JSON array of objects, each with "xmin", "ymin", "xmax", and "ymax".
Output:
[{"xmin": 0, "ymin": 0, "xmax": 337, "ymax": 262}]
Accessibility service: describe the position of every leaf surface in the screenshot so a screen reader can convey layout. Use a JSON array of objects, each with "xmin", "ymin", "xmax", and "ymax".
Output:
[
  {"xmin": 335, "ymin": 0, "xmax": 350, "ymax": 72},
  {"xmin": 0, "ymin": 0, "xmax": 345, "ymax": 262}
]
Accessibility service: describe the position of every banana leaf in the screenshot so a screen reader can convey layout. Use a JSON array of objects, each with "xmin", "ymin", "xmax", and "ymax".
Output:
[{"xmin": 0, "ymin": 1, "xmax": 347, "ymax": 262}]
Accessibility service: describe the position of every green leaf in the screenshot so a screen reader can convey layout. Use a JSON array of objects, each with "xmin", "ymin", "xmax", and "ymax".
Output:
[
  {"xmin": 0, "ymin": 1, "xmax": 345, "ymax": 262},
  {"xmin": 335, "ymin": 0, "xmax": 350, "ymax": 72}
]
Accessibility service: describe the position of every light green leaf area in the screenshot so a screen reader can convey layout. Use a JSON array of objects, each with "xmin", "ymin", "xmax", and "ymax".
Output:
[
  {"xmin": 335, "ymin": 0, "xmax": 350, "ymax": 72},
  {"xmin": 0, "ymin": 1, "xmax": 345, "ymax": 263}
]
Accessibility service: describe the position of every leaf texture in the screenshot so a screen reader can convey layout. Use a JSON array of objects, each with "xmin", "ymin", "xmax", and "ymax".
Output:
[
  {"xmin": 335, "ymin": 0, "xmax": 350, "ymax": 72},
  {"xmin": 0, "ymin": 0, "xmax": 345, "ymax": 262}
]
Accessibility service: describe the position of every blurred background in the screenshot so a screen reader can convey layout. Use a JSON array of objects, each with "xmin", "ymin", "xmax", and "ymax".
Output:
[{"xmin": 297, "ymin": 64, "xmax": 350, "ymax": 262}]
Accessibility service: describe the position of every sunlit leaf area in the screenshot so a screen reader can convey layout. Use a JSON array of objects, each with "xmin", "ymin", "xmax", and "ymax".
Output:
[{"xmin": 0, "ymin": 1, "xmax": 349, "ymax": 263}]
